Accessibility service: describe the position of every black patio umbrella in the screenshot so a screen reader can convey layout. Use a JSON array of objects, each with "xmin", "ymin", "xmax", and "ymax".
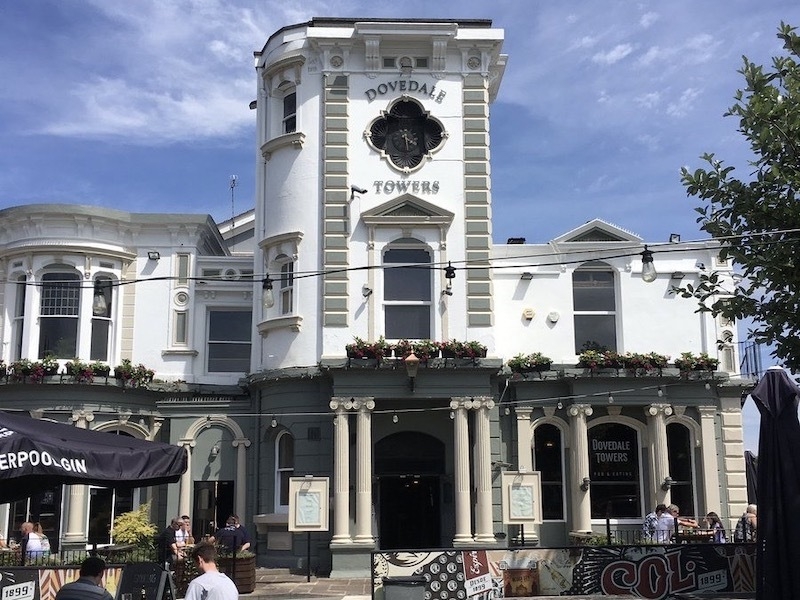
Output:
[
  {"xmin": 0, "ymin": 411, "xmax": 187, "ymax": 503},
  {"xmin": 749, "ymin": 366, "xmax": 800, "ymax": 600},
  {"xmin": 745, "ymin": 450, "xmax": 758, "ymax": 504}
]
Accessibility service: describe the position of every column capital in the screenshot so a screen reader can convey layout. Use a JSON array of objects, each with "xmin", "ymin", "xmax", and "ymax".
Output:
[
  {"xmin": 232, "ymin": 438, "xmax": 252, "ymax": 448},
  {"xmin": 698, "ymin": 405, "xmax": 717, "ymax": 418},
  {"xmin": 71, "ymin": 410, "xmax": 94, "ymax": 425},
  {"xmin": 178, "ymin": 439, "xmax": 197, "ymax": 449},
  {"xmin": 352, "ymin": 398, "xmax": 376, "ymax": 411},
  {"xmin": 515, "ymin": 407, "xmax": 532, "ymax": 421},
  {"xmin": 645, "ymin": 403, "xmax": 673, "ymax": 417},
  {"xmin": 567, "ymin": 403, "xmax": 593, "ymax": 418}
]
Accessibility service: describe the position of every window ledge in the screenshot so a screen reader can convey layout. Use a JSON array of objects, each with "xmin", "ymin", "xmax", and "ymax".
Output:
[
  {"xmin": 261, "ymin": 132, "xmax": 305, "ymax": 160},
  {"xmin": 257, "ymin": 315, "xmax": 302, "ymax": 336},
  {"xmin": 162, "ymin": 349, "xmax": 199, "ymax": 357}
]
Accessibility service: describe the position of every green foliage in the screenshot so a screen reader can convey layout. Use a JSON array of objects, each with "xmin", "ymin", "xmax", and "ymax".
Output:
[
  {"xmin": 506, "ymin": 352, "xmax": 553, "ymax": 372},
  {"xmin": 112, "ymin": 503, "xmax": 157, "ymax": 547},
  {"xmin": 680, "ymin": 22, "xmax": 800, "ymax": 369}
]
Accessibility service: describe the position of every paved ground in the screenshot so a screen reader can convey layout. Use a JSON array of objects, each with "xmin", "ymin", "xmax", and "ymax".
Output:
[{"xmin": 246, "ymin": 568, "xmax": 371, "ymax": 600}]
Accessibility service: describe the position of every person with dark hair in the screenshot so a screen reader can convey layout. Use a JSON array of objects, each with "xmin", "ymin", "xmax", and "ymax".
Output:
[
  {"xmin": 186, "ymin": 542, "xmax": 238, "ymax": 600},
  {"xmin": 55, "ymin": 556, "xmax": 114, "ymax": 600},
  {"xmin": 705, "ymin": 511, "xmax": 727, "ymax": 543},
  {"xmin": 642, "ymin": 504, "xmax": 667, "ymax": 542},
  {"xmin": 210, "ymin": 517, "xmax": 246, "ymax": 554},
  {"xmin": 231, "ymin": 515, "xmax": 251, "ymax": 552},
  {"xmin": 157, "ymin": 518, "xmax": 183, "ymax": 567}
]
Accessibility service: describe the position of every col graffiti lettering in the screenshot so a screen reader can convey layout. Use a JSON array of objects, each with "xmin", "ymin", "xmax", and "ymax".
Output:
[{"xmin": 601, "ymin": 550, "xmax": 696, "ymax": 600}]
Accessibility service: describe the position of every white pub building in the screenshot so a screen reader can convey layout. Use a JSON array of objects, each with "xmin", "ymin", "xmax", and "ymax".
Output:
[{"xmin": 0, "ymin": 18, "xmax": 750, "ymax": 576}]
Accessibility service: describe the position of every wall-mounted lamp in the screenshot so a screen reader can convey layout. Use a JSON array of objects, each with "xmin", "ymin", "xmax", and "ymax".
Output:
[
  {"xmin": 520, "ymin": 272, "xmax": 534, "ymax": 281},
  {"xmin": 641, "ymin": 246, "xmax": 657, "ymax": 283},
  {"xmin": 661, "ymin": 476, "xmax": 674, "ymax": 491},
  {"xmin": 210, "ymin": 443, "xmax": 220, "ymax": 458},
  {"xmin": 444, "ymin": 262, "xmax": 456, "ymax": 281},
  {"xmin": 669, "ymin": 233, "xmax": 681, "ymax": 243},
  {"xmin": 350, "ymin": 185, "xmax": 368, "ymax": 200},
  {"xmin": 362, "ymin": 284, "xmax": 373, "ymax": 298},
  {"xmin": 491, "ymin": 460, "xmax": 512, "ymax": 470},
  {"xmin": 580, "ymin": 477, "xmax": 591, "ymax": 492},
  {"xmin": 147, "ymin": 251, "xmax": 160, "ymax": 261},
  {"xmin": 404, "ymin": 352, "xmax": 420, "ymax": 391},
  {"xmin": 262, "ymin": 277, "xmax": 275, "ymax": 309},
  {"xmin": 670, "ymin": 271, "xmax": 686, "ymax": 281}
]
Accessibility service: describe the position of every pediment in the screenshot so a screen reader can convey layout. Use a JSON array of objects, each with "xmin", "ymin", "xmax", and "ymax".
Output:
[
  {"xmin": 552, "ymin": 218, "xmax": 642, "ymax": 244},
  {"xmin": 361, "ymin": 194, "xmax": 454, "ymax": 227}
]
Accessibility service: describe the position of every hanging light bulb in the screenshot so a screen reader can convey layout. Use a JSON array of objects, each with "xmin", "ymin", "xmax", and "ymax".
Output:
[
  {"xmin": 657, "ymin": 386, "xmax": 664, "ymax": 397},
  {"xmin": 640, "ymin": 246, "xmax": 657, "ymax": 283},
  {"xmin": 92, "ymin": 281, "xmax": 108, "ymax": 316},
  {"xmin": 449, "ymin": 411, "xmax": 455, "ymax": 420},
  {"xmin": 262, "ymin": 277, "xmax": 275, "ymax": 309},
  {"xmin": 392, "ymin": 412, "xmax": 399, "ymax": 424},
  {"xmin": 557, "ymin": 401, "xmax": 563, "ymax": 410},
  {"xmin": 504, "ymin": 407, "xmax": 510, "ymax": 416},
  {"xmin": 608, "ymin": 393, "xmax": 614, "ymax": 404},
  {"xmin": 271, "ymin": 416, "xmax": 278, "ymax": 428},
  {"xmin": 705, "ymin": 382, "xmax": 711, "ymax": 390}
]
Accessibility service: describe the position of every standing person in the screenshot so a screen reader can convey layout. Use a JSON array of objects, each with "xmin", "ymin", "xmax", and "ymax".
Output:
[
  {"xmin": 185, "ymin": 542, "xmax": 238, "ymax": 600},
  {"xmin": 734, "ymin": 504, "xmax": 757, "ymax": 542},
  {"xmin": 55, "ymin": 556, "xmax": 114, "ymax": 600},
  {"xmin": 642, "ymin": 504, "xmax": 667, "ymax": 542},
  {"xmin": 705, "ymin": 512, "xmax": 727, "ymax": 543},
  {"xmin": 19, "ymin": 522, "xmax": 44, "ymax": 562},
  {"xmin": 157, "ymin": 518, "xmax": 182, "ymax": 567}
]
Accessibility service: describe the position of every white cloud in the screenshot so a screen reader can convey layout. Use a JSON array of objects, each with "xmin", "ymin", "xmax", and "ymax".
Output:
[
  {"xmin": 635, "ymin": 92, "xmax": 661, "ymax": 109},
  {"xmin": 640, "ymin": 12, "xmax": 659, "ymax": 29},
  {"xmin": 570, "ymin": 35, "xmax": 598, "ymax": 51},
  {"xmin": 591, "ymin": 43, "xmax": 634, "ymax": 65},
  {"xmin": 666, "ymin": 87, "xmax": 701, "ymax": 117}
]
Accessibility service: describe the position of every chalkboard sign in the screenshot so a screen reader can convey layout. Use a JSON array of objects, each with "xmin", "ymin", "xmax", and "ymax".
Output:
[{"xmin": 115, "ymin": 562, "xmax": 175, "ymax": 600}]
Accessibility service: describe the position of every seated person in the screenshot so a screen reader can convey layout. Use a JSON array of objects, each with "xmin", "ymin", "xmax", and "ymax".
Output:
[{"xmin": 210, "ymin": 517, "xmax": 246, "ymax": 554}]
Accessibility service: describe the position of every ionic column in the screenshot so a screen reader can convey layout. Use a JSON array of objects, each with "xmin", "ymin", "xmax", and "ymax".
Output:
[
  {"xmin": 63, "ymin": 410, "xmax": 94, "ymax": 544},
  {"xmin": 567, "ymin": 404, "xmax": 593, "ymax": 534},
  {"xmin": 451, "ymin": 398, "xmax": 473, "ymax": 544},
  {"xmin": 646, "ymin": 403, "xmax": 673, "ymax": 506},
  {"xmin": 515, "ymin": 408, "xmax": 533, "ymax": 472},
  {"xmin": 354, "ymin": 398, "xmax": 375, "ymax": 544},
  {"xmin": 473, "ymin": 396, "xmax": 496, "ymax": 543},
  {"xmin": 698, "ymin": 406, "xmax": 721, "ymax": 515},
  {"xmin": 330, "ymin": 398, "xmax": 352, "ymax": 545},
  {"xmin": 178, "ymin": 439, "xmax": 196, "ymax": 518},
  {"xmin": 232, "ymin": 437, "xmax": 251, "ymax": 520}
]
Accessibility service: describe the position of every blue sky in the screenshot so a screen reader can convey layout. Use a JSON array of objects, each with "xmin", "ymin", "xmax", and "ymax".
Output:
[{"xmin": 3, "ymin": 0, "xmax": 797, "ymax": 449}]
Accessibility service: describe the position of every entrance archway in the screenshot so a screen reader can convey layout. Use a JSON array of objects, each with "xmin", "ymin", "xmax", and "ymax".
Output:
[{"xmin": 375, "ymin": 431, "xmax": 445, "ymax": 549}]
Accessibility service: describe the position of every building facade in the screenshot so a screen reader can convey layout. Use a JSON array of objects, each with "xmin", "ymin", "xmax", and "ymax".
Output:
[{"xmin": 0, "ymin": 18, "xmax": 750, "ymax": 576}]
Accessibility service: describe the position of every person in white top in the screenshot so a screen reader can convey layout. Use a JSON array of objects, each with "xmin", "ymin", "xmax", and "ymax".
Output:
[
  {"xmin": 20, "ymin": 522, "xmax": 44, "ymax": 562},
  {"xmin": 185, "ymin": 542, "xmax": 239, "ymax": 600}
]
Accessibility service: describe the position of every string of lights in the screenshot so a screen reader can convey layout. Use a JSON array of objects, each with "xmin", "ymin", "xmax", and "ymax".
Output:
[{"xmin": 13, "ymin": 227, "xmax": 800, "ymax": 290}]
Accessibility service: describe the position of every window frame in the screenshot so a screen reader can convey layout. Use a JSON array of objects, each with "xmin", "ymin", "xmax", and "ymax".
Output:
[
  {"xmin": 533, "ymin": 423, "xmax": 566, "ymax": 521},
  {"xmin": 587, "ymin": 422, "xmax": 643, "ymax": 521},
  {"xmin": 89, "ymin": 275, "xmax": 115, "ymax": 361},
  {"xmin": 206, "ymin": 309, "xmax": 253, "ymax": 373},
  {"xmin": 274, "ymin": 431, "xmax": 294, "ymax": 512},
  {"xmin": 381, "ymin": 240, "xmax": 434, "ymax": 340},
  {"xmin": 38, "ymin": 270, "xmax": 82, "ymax": 359},
  {"xmin": 282, "ymin": 89, "xmax": 297, "ymax": 134},
  {"xmin": 572, "ymin": 262, "xmax": 618, "ymax": 353}
]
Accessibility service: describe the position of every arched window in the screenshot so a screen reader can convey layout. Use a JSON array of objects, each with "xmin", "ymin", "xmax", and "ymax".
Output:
[
  {"xmin": 383, "ymin": 240, "xmax": 432, "ymax": 339},
  {"xmin": 39, "ymin": 270, "xmax": 81, "ymax": 358},
  {"xmin": 282, "ymin": 89, "xmax": 296, "ymax": 134},
  {"xmin": 667, "ymin": 423, "xmax": 696, "ymax": 517},
  {"xmin": 11, "ymin": 274, "xmax": 26, "ymax": 361},
  {"xmin": 90, "ymin": 275, "xmax": 114, "ymax": 361},
  {"xmin": 534, "ymin": 424, "xmax": 564, "ymax": 520},
  {"xmin": 573, "ymin": 261, "xmax": 617, "ymax": 353},
  {"xmin": 275, "ymin": 431, "xmax": 294, "ymax": 511},
  {"xmin": 588, "ymin": 423, "xmax": 640, "ymax": 518}
]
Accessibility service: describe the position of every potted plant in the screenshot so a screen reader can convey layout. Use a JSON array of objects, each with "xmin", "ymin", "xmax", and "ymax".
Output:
[
  {"xmin": 131, "ymin": 363, "xmax": 155, "ymax": 387},
  {"xmin": 10, "ymin": 358, "xmax": 33, "ymax": 381},
  {"xmin": 65, "ymin": 359, "xmax": 94, "ymax": 383},
  {"xmin": 216, "ymin": 549, "xmax": 256, "ymax": 594},
  {"xmin": 392, "ymin": 339, "xmax": 413, "ymax": 358},
  {"xmin": 91, "ymin": 360, "xmax": 111, "ymax": 377},
  {"xmin": 439, "ymin": 339, "xmax": 463, "ymax": 358},
  {"xmin": 114, "ymin": 358, "xmax": 135, "ymax": 384},
  {"xmin": 675, "ymin": 352, "xmax": 719, "ymax": 371},
  {"xmin": 507, "ymin": 352, "xmax": 553, "ymax": 373},
  {"xmin": 345, "ymin": 337, "xmax": 390, "ymax": 360},
  {"xmin": 461, "ymin": 340, "xmax": 488, "ymax": 358},
  {"xmin": 41, "ymin": 354, "xmax": 59, "ymax": 376},
  {"xmin": 643, "ymin": 352, "xmax": 671, "ymax": 371},
  {"xmin": 578, "ymin": 349, "xmax": 622, "ymax": 370},
  {"xmin": 413, "ymin": 339, "xmax": 440, "ymax": 360}
]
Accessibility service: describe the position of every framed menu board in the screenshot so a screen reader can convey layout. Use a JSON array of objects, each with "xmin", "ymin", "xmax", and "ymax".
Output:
[
  {"xmin": 501, "ymin": 471, "xmax": 543, "ymax": 525},
  {"xmin": 288, "ymin": 476, "xmax": 330, "ymax": 532}
]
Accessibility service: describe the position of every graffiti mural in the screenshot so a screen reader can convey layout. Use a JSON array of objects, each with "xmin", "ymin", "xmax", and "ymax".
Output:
[
  {"xmin": 373, "ymin": 544, "xmax": 756, "ymax": 600},
  {"xmin": 0, "ymin": 566, "xmax": 122, "ymax": 600}
]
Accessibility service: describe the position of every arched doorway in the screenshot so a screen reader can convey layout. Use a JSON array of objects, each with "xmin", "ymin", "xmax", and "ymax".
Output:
[{"xmin": 375, "ymin": 431, "xmax": 445, "ymax": 550}]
